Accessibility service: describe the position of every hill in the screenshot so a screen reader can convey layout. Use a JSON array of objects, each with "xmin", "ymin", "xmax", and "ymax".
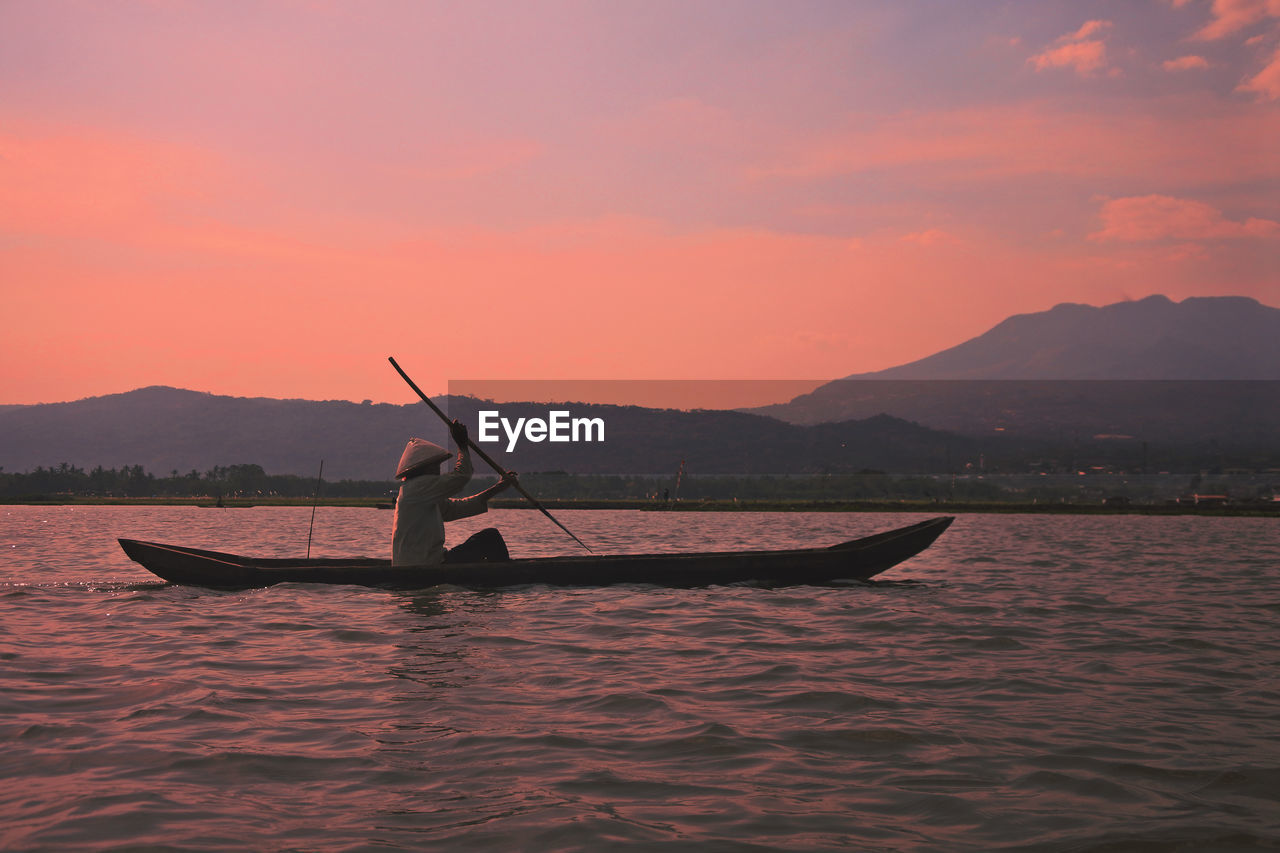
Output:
[
  {"xmin": 0, "ymin": 387, "xmax": 977, "ymax": 479},
  {"xmin": 3, "ymin": 296, "xmax": 1276, "ymax": 479},
  {"xmin": 843, "ymin": 295, "xmax": 1280, "ymax": 380},
  {"xmin": 756, "ymin": 296, "xmax": 1280, "ymax": 447},
  {"xmin": 0, "ymin": 387, "xmax": 432, "ymax": 481}
]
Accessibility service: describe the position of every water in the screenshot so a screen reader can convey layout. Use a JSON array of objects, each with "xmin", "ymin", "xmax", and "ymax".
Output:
[{"xmin": 2, "ymin": 506, "xmax": 1278, "ymax": 851}]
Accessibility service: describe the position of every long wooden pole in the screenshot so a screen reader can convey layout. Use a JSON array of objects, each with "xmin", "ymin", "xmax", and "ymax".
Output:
[{"xmin": 388, "ymin": 357, "xmax": 593, "ymax": 553}]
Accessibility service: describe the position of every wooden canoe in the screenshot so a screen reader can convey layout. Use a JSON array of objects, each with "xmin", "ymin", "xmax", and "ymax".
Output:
[{"xmin": 118, "ymin": 516, "xmax": 954, "ymax": 590}]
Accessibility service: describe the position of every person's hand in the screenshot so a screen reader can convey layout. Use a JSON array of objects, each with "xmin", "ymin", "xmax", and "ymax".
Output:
[{"xmin": 449, "ymin": 420, "xmax": 469, "ymax": 446}]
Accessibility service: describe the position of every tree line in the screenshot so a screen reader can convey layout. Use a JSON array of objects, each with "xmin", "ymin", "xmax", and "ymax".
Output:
[
  {"xmin": 0, "ymin": 463, "xmax": 398, "ymax": 499},
  {"xmin": 0, "ymin": 462, "xmax": 1010, "ymax": 502},
  {"xmin": 4, "ymin": 462, "xmax": 1268, "ymax": 504},
  {"xmin": 512, "ymin": 471, "xmax": 1009, "ymax": 502}
]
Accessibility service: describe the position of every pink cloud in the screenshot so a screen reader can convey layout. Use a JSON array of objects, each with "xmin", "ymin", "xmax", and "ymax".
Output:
[
  {"xmin": 1180, "ymin": 0, "xmax": 1280, "ymax": 99},
  {"xmin": 1090, "ymin": 195, "xmax": 1280, "ymax": 241},
  {"xmin": 1163, "ymin": 55, "xmax": 1212, "ymax": 71},
  {"xmin": 1029, "ymin": 20, "xmax": 1113, "ymax": 76},
  {"xmin": 986, "ymin": 35, "xmax": 1023, "ymax": 49},
  {"xmin": 1068, "ymin": 20, "xmax": 1114, "ymax": 41},
  {"xmin": 752, "ymin": 99, "xmax": 1280, "ymax": 188},
  {"xmin": 1238, "ymin": 45, "xmax": 1280, "ymax": 96},
  {"xmin": 900, "ymin": 228, "xmax": 962, "ymax": 247},
  {"xmin": 1030, "ymin": 40, "xmax": 1108, "ymax": 75},
  {"xmin": 1194, "ymin": 0, "xmax": 1280, "ymax": 40}
]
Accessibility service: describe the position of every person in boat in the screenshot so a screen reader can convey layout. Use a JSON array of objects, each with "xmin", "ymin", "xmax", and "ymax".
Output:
[{"xmin": 391, "ymin": 420, "xmax": 517, "ymax": 566}]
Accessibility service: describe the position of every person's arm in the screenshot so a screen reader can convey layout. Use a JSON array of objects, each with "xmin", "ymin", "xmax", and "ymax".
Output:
[
  {"xmin": 443, "ymin": 420, "xmax": 474, "ymax": 481},
  {"xmin": 441, "ymin": 471, "xmax": 518, "ymax": 521},
  {"xmin": 475, "ymin": 470, "xmax": 517, "ymax": 501}
]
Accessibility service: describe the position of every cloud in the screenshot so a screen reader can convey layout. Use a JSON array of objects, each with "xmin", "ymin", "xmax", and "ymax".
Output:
[
  {"xmin": 1182, "ymin": 0, "xmax": 1280, "ymax": 99},
  {"xmin": 986, "ymin": 35, "xmax": 1023, "ymax": 49},
  {"xmin": 1193, "ymin": 0, "xmax": 1280, "ymax": 40},
  {"xmin": 900, "ymin": 228, "xmax": 962, "ymax": 247},
  {"xmin": 1090, "ymin": 195, "xmax": 1280, "ymax": 241},
  {"xmin": 1163, "ymin": 55, "xmax": 1212, "ymax": 71},
  {"xmin": 1068, "ymin": 20, "xmax": 1114, "ymax": 41},
  {"xmin": 1238, "ymin": 45, "xmax": 1280, "ymax": 96},
  {"xmin": 751, "ymin": 100, "xmax": 1280, "ymax": 188},
  {"xmin": 1030, "ymin": 20, "xmax": 1113, "ymax": 76},
  {"xmin": 1030, "ymin": 40, "xmax": 1109, "ymax": 75}
]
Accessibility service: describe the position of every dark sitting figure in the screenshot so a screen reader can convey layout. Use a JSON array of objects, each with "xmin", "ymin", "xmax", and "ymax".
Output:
[{"xmin": 391, "ymin": 421, "xmax": 516, "ymax": 566}]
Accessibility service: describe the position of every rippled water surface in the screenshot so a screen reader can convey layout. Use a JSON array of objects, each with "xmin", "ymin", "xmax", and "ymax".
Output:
[{"xmin": 2, "ymin": 506, "xmax": 1278, "ymax": 851}]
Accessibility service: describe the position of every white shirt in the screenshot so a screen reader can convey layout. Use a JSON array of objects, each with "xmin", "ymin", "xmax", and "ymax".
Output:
[{"xmin": 391, "ymin": 447, "xmax": 489, "ymax": 565}]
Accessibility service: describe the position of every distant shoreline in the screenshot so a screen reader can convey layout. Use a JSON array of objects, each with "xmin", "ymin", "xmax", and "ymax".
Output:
[{"xmin": 3, "ymin": 496, "xmax": 1276, "ymax": 517}]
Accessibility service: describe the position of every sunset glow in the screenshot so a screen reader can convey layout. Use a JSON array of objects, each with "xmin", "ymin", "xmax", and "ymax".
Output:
[{"xmin": 2, "ymin": 1, "xmax": 1277, "ymax": 405}]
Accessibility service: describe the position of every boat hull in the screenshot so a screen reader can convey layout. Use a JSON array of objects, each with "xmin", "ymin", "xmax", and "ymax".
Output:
[{"xmin": 118, "ymin": 516, "xmax": 954, "ymax": 590}]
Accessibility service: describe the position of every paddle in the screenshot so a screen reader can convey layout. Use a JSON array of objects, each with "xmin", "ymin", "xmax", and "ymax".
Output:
[{"xmin": 388, "ymin": 356, "xmax": 593, "ymax": 554}]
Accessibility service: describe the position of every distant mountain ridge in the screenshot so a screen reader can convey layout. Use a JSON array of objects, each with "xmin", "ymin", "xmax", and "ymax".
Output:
[
  {"xmin": 755, "ymin": 294, "xmax": 1280, "ymax": 441},
  {"xmin": 0, "ymin": 386, "xmax": 976, "ymax": 479},
  {"xmin": 2, "ymin": 295, "xmax": 1276, "ymax": 477},
  {"xmin": 845, "ymin": 295, "xmax": 1280, "ymax": 380},
  {"xmin": 0, "ymin": 386, "xmax": 433, "ymax": 481}
]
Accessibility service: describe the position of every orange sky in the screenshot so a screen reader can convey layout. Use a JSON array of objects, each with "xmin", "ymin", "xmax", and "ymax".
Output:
[{"xmin": 2, "ymin": 1, "xmax": 1277, "ymax": 405}]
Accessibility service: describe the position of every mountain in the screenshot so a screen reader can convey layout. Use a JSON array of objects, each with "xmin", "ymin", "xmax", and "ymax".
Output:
[
  {"xmin": 0, "ymin": 387, "xmax": 434, "ymax": 481},
  {"xmin": 0, "ymin": 387, "xmax": 976, "ymax": 479},
  {"xmin": 844, "ymin": 295, "xmax": 1280, "ymax": 380},
  {"xmin": 3, "ymin": 296, "xmax": 1276, "ymax": 478},
  {"xmin": 757, "ymin": 379, "xmax": 1280, "ymax": 446},
  {"xmin": 443, "ymin": 399, "xmax": 975, "ymax": 475},
  {"xmin": 754, "ymin": 296, "xmax": 1280, "ymax": 444}
]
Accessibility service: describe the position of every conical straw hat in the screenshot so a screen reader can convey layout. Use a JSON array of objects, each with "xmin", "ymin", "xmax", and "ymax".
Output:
[{"xmin": 395, "ymin": 438, "xmax": 451, "ymax": 479}]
